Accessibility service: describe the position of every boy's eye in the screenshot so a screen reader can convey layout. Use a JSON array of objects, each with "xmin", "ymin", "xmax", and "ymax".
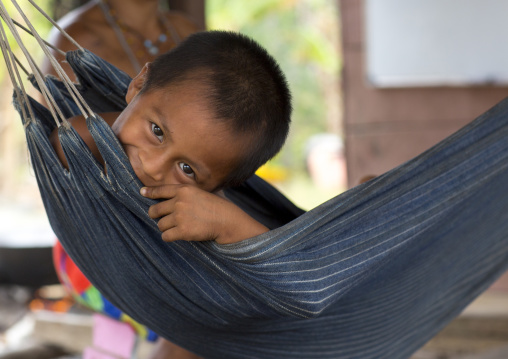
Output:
[
  {"xmin": 179, "ymin": 162, "xmax": 195, "ymax": 178},
  {"xmin": 151, "ymin": 123, "xmax": 164, "ymax": 142}
]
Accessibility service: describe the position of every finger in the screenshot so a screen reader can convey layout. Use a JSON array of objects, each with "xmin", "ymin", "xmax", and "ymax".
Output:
[
  {"xmin": 140, "ymin": 184, "xmax": 181, "ymax": 199},
  {"xmin": 157, "ymin": 214, "xmax": 177, "ymax": 233},
  {"xmin": 148, "ymin": 199, "xmax": 175, "ymax": 219},
  {"xmin": 161, "ymin": 226, "xmax": 185, "ymax": 242}
]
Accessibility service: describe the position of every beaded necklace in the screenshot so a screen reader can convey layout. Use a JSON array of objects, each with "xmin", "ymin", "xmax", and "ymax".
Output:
[{"xmin": 98, "ymin": 0, "xmax": 180, "ymax": 72}]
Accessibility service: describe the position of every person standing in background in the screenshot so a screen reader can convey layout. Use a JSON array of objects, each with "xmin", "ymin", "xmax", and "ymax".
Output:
[{"xmin": 42, "ymin": 0, "xmax": 198, "ymax": 79}]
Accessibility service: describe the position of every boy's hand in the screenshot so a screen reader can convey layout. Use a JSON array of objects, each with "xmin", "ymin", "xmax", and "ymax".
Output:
[{"xmin": 140, "ymin": 185, "xmax": 269, "ymax": 244}]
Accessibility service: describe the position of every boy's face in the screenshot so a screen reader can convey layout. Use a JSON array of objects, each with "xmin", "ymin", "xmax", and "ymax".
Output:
[{"xmin": 112, "ymin": 74, "xmax": 248, "ymax": 193}]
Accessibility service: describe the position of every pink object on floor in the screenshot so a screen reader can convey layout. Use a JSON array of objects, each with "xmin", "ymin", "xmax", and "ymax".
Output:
[{"xmin": 91, "ymin": 314, "xmax": 137, "ymax": 358}]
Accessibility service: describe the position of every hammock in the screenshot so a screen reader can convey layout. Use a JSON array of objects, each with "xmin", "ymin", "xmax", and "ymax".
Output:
[{"xmin": 3, "ymin": 2, "xmax": 508, "ymax": 358}]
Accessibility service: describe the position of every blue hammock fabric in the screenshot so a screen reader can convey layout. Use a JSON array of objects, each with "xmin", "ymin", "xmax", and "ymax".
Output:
[{"xmin": 16, "ymin": 49, "xmax": 508, "ymax": 358}]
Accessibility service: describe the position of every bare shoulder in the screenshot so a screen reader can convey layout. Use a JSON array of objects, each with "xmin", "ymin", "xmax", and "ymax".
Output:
[
  {"xmin": 47, "ymin": 2, "xmax": 107, "ymax": 52},
  {"xmin": 43, "ymin": 2, "xmax": 111, "ymax": 78},
  {"xmin": 165, "ymin": 11, "xmax": 200, "ymax": 38}
]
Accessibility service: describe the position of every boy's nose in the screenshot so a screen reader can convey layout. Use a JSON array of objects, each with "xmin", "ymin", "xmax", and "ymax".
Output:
[{"xmin": 139, "ymin": 152, "xmax": 167, "ymax": 184}]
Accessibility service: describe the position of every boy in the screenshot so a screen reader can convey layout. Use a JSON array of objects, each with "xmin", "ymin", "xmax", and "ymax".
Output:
[
  {"xmin": 50, "ymin": 30, "xmax": 292, "ymax": 359},
  {"xmin": 51, "ymin": 30, "xmax": 292, "ymax": 245}
]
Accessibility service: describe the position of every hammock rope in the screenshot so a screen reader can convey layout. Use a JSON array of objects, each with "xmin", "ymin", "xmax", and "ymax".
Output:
[
  {"xmin": 0, "ymin": 1, "xmax": 63, "ymax": 125},
  {"xmin": 2, "ymin": 2, "xmax": 508, "ymax": 358},
  {"xmin": 0, "ymin": 18, "xmax": 30, "ymax": 123},
  {"xmin": 26, "ymin": 0, "xmax": 83, "ymax": 51},
  {"xmin": 0, "ymin": 0, "xmax": 93, "ymax": 126},
  {"xmin": 10, "ymin": 17, "xmax": 66, "ymax": 56}
]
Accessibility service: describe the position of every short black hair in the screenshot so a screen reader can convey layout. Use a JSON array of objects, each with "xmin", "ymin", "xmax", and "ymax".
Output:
[{"xmin": 140, "ymin": 31, "xmax": 292, "ymax": 187}]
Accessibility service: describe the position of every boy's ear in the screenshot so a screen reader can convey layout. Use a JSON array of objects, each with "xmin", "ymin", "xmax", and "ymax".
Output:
[{"xmin": 125, "ymin": 63, "xmax": 150, "ymax": 104}]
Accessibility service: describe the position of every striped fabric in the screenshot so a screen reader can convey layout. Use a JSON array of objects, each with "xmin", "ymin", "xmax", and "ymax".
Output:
[
  {"xmin": 15, "ymin": 49, "xmax": 508, "ymax": 358},
  {"xmin": 53, "ymin": 241, "xmax": 159, "ymax": 342}
]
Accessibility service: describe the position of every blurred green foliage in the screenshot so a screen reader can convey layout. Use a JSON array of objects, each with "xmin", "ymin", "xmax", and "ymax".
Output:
[{"xmin": 206, "ymin": 0, "xmax": 341, "ymax": 173}]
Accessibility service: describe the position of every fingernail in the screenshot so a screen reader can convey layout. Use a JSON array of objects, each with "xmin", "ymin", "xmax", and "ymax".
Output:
[{"xmin": 140, "ymin": 187, "xmax": 147, "ymax": 196}]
